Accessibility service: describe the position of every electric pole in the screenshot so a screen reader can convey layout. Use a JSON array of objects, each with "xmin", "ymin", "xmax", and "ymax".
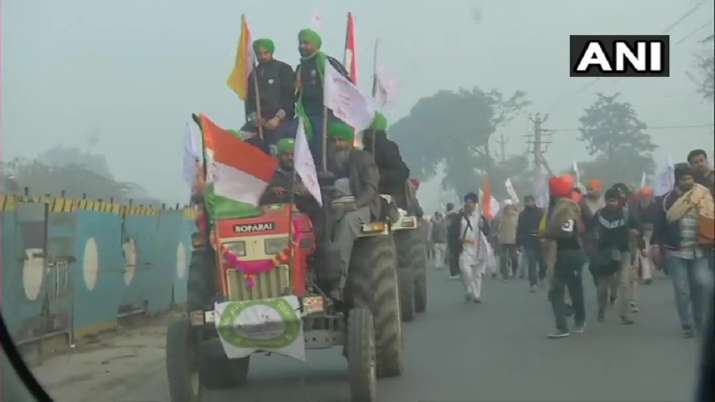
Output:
[
  {"xmin": 495, "ymin": 133, "xmax": 508, "ymax": 163},
  {"xmin": 525, "ymin": 113, "xmax": 554, "ymax": 176}
]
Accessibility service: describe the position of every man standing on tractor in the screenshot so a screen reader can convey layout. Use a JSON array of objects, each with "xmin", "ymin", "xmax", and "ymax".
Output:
[
  {"xmin": 260, "ymin": 138, "xmax": 322, "ymax": 229},
  {"xmin": 362, "ymin": 113, "xmax": 416, "ymax": 214},
  {"xmin": 295, "ymin": 28, "xmax": 350, "ymax": 167},
  {"xmin": 327, "ymin": 121, "xmax": 381, "ymax": 300},
  {"xmin": 246, "ymin": 38, "xmax": 296, "ymax": 154}
]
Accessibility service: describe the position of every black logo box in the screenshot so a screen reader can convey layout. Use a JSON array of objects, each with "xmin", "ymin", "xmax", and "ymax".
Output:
[{"xmin": 570, "ymin": 35, "xmax": 669, "ymax": 77}]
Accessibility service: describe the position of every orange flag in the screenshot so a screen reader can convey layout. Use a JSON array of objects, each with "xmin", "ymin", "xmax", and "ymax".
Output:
[
  {"xmin": 481, "ymin": 176, "xmax": 494, "ymax": 220},
  {"xmin": 226, "ymin": 15, "xmax": 254, "ymax": 100}
]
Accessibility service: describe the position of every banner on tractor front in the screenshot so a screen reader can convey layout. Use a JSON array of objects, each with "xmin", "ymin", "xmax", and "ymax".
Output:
[{"xmin": 214, "ymin": 296, "xmax": 305, "ymax": 361}]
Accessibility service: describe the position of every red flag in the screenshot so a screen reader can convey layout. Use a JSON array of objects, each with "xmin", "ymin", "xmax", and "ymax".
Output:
[{"xmin": 344, "ymin": 12, "xmax": 359, "ymax": 84}]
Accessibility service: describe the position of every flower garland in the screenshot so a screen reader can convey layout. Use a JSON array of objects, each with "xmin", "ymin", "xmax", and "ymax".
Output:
[{"xmin": 221, "ymin": 244, "xmax": 291, "ymax": 289}]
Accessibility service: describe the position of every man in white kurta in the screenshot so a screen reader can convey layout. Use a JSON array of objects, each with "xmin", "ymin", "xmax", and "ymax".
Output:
[{"xmin": 459, "ymin": 192, "xmax": 490, "ymax": 303}]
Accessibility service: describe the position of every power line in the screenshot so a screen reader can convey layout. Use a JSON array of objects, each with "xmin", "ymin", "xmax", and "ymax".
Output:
[
  {"xmin": 546, "ymin": 123, "xmax": 714, "ymax": 133},
  {"xmin": 675, "ymin": 19, "xmax": 714, "ymax": 44},
  {"xmin": 547, "ymin": 0, "xmax": 710, "ymax": 113},
  {"xmin": 661, "ymin": 0, "xmax": 709, "ymax": 34}
]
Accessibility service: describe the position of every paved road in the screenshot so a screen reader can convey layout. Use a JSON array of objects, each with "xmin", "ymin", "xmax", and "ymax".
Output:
[{"xmin": 106, "ymin": 267, "xmax": 703, "ymax": 402}]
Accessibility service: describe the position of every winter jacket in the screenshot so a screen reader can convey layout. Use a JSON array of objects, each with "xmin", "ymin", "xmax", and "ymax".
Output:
[
  {"xmin": 246, "ymin": 59, "xmax": 295, "ymax": 121},
  {"xmin": 363, "ymin": 131, "xmax": 411, "ymax": 211},
  {"xmin": 495, "ymin": 206, "xmax": 519, "ymax": 245},
  {"xmin": 516, "ymin": 206, "xmax": 543, "ymax": 248},
  {"xmin": 431, "ymin": 218, "xmax": 448, "ymax": 243}
]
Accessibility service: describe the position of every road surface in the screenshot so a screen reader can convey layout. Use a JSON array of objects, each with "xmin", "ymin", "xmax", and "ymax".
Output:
[{"xmin": 36, "ymin": 268, "xmax": 703, "ymax": 402}]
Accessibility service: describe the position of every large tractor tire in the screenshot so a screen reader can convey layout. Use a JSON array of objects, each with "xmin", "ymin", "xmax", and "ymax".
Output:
[
  {"xmin": 395, "ymin": 229, "xmax": 428, "ymax": 317},
  {"xmin": 347, "ymin": 308, "xmax": 377, "ymax": 402},
  {"xmin": 166, "ymin": 319, "xmax": 201, "ymax": 402},
  {"xmin": 412, "ymin": 235, "xmax": 428, "ymax": 313},
  {"xmin": 187, "ymin": 247, "xmax": 217, "ymax": 312},
  {"xmin": 347, "ymin": 235, "xmax": 403, "ymax": 378},
  {"xmin": 198, "ymin": 338, "xmax": 250, "ymax": 389},
  {"xmin": 397, "ymin": 268, "xmax": 415, "ymax": 322}
]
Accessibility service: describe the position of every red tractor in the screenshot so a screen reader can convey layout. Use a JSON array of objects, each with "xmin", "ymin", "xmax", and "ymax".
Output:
[{"xmin": 166, "ymin": 200, "xmax": 403, "ymax": 402}]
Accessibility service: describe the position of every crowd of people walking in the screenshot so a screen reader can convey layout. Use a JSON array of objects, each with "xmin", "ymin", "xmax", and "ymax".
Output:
[{"xmin": 422, "ymin": 148, "xmax": 714, "ymax": 339}]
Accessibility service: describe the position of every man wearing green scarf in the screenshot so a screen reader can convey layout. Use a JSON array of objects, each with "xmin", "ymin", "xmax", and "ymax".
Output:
[
  {"xmin": 326, "ymin": 121, "xmax": 381, "ymax": 300},
  {"xmin": 296, "ymin": 29, "xmax": 350, "ymax": 169},
  {"xmin": 246, "ymin": 38, "xmax": 296, "ymax": 153},
  {"xmin": 260, "ymin": 138, "xmax": 322, "ymax": 227}
]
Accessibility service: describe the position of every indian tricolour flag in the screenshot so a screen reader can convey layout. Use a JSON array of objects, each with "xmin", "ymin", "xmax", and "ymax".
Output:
[{"xmin": 200, "ymin": 115, "xmax": 278, "ymax": 206}]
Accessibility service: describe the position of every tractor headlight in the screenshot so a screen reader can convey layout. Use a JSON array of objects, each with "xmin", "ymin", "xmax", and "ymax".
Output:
[
  {"xmin": 265, "ymin": 237, "xmax": 289, "ymax": 255},
  {"xmin": 226, "ymin": 241, "xmax": 246, "ymax": 257}
]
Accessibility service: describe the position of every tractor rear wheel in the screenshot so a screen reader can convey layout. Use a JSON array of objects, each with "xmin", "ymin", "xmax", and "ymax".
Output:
[{"xmin": 347, "ymin": 235, "xmax": 403, "ymax": 378}]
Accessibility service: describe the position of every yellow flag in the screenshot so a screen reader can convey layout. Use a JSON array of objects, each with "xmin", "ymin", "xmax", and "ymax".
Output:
[{"xmin": 227, "ymin": 15, "xmax": 253, "ymax": 100}]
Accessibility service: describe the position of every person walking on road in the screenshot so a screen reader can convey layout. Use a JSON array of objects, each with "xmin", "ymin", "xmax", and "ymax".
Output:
[
  {"xmin": 431, "ymin": 212, "xmax": 448, "ymax": 270},
  {"xmin": 688, "ymin": 149, "xmax": 715, "ymax": 195},
  {"xmin": 544, "ymin": 175, "xmax": 587, "ymax": 339},
  {"xmin": 517, "ymin": 195, "xmax": 546, "ymax": 292},
  {"xmin": 453, "ymin": 192, "xmax": 490, "ymax": 303},
  {"xmin": 581, "ymin": 179, "xmax": 605, "ymax": 288},
  {"xmin": 590, "ymin": 188, "xmax": 640, "ymax": 324},
  {"xmin": 654, "ymin": 163, "xmax": 714, "ymax": 338},
  {"xmin": 687, "ymin": 149, "xmax": 715, "ymax": 275},
  {"xmin": 632, "ymin": 186, "xmax": 658, "ymax": 286},
  {"xmin": 446, "ymin": 203, "xmax": 462, "ymax": 279},
  {"xmin": 495, "ymin": 200, "xmax": 520, "ymax": 280}
]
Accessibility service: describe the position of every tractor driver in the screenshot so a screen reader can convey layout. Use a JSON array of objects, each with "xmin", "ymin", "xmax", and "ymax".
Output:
[
  {"xmin": 260, "ymin": 138, "xmax": 322, "ymax": 230},
  {"xmin": 327, "ymin": 122, "xmax": 382, "ymax": 300}
]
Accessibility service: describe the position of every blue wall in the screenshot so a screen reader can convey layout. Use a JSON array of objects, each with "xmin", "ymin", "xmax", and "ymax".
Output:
[{"xmin": 0, "ymin": 198, "xmax": 196, "ymax": 342}]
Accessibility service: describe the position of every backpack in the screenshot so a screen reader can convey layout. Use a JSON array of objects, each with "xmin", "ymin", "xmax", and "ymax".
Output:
[{"xmin": 448, "ymin": 212, "xmax": 474, "ymax": 255}]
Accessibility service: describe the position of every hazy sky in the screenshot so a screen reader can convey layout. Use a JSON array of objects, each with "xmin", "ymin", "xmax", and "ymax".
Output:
[{"xmin": 3, "ymin": 0, "xmax": 713, "ymax": 206}]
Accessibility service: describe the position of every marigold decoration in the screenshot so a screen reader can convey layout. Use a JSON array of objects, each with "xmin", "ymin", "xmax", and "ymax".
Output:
[{"xmin": 221, "ymin": 244, "xmax": 292, "ymax": 289}]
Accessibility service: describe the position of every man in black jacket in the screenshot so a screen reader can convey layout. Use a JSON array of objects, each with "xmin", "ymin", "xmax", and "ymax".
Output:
[
  {"xmin": 517, "ymin": 195, "xmax": 546, "ymax": 291},
  {"xmin": 362, "ymin": 113, "xmax": 414, "ymax": 212},
  {"xmin": 445, "ymin": 203, "xmax": 462, "ymax": 279},
  {"xmin": 295, "ymin": 29, "xmax": 350, "ymax": 168},
  {"xmin": 246, "ymin": 38, "xmax": 296, "ymax": 153}
]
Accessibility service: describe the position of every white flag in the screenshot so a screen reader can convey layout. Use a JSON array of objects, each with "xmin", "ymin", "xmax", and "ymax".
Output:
[
  {"xmin": 640, "ymin": 172, "xmax": 647, "ymax": 189},
  {"xmin": 572, "ymin": 161, "xmax": 582, "ymax": 186},
  {"xmin": 309, "ymin": 13, "xmax": 323, "ymax": 30},
  {"xmin": 373, "ymin": 66, "xmax": 397, "ymax": 108},
  {"xmin": 505, "ymin": 178, "xmax": 519, "ymax": 204},
  {"xmin": 324, "ymin": 62, "xmax": 376, "ymax": 131},
  {"xmin": 294, "ymin": 117, "xmax": 323, "ymax": 206},
  {"xmin": 183, "ymin": 121, "xmax": 202, "ymax": 184},
  {"xmin": 533, "ymin": 170, "xmax": 549, "ymax": 209},
  {"xmin": 654, "ymin": 156, "xmax": 675, "ymax": 196}
]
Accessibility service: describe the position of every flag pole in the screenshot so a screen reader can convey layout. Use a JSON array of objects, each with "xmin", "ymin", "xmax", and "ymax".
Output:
[
  {"xmin": 253, "ymin": 64, "xmax": 264, "ymax": 142},
  {"xmin": 322, "ymin": 106, "xmax": 328, "ymax": 173},
  {"xmin": 343, "ymin": 12, "xmax": 350, "ymax": 68},
  {"xmin": 371, "ymin": 38, "xmax": 379, "ymax": 97},
  {"xmin": 245, "ymin": 15, "xmax": 264, "ymax": 143},
  {"xmin": 288, "ymin": 163, "xmax": 297, "ymax": 272}
]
